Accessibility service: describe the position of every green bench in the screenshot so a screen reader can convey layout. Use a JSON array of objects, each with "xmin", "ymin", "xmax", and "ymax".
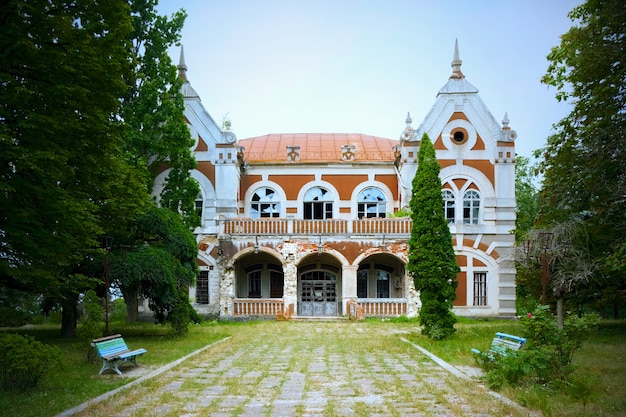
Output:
[
  {"xmin": 91, "ymin": 334, "xmax": 147, "ymax": 375},
  {"xmin": 471, "ymin": 332, "xmax": 526, "ymax": 362}
]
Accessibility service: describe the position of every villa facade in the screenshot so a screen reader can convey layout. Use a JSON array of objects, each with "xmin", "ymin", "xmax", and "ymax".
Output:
[{"xmin": 153, "ymin": 41, "xmax": 518, "ymax": 319}]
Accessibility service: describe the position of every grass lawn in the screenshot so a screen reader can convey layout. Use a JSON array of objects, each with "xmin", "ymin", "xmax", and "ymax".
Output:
[
  {"xmin": 0, "ymin": 321, "xmax": 230, "ymax": 417},
  {"xmin": 1, "ymin": 317, "xmax": 624, "ymax": 417},
  {"xmin": 405, "ymin": 317, "xmax": 626, "ymax": 417}
]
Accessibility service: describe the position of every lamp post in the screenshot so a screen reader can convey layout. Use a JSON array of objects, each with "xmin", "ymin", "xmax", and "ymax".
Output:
[{"xmin": 104, "ymin": 236, "xmax": 113, "ymax": 335}]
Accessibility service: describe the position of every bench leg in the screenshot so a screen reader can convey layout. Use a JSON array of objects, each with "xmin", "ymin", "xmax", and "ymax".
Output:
[{"xmin": 99, "ymin": 359, "xmax": 122, "ymax": 376}]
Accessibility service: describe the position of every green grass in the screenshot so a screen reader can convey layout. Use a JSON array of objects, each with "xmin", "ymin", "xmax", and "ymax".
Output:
[
  {"xmin": 2, "ymin": 318, "xmax": 624, "ymax": 417},
  {"xmin": 405, "ymin": 318, "xmax": 626, "ymax": 417},
  {"xmin": 0, "ymin": 321, "xmax": 229, "ymax": 417}
]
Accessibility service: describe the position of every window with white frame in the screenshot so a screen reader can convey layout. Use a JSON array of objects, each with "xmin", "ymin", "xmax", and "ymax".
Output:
[
  {"xmin": 251, "ymin": 187, "xmax": 280, "ymax": 218},
  {"xmin": 195, "ymin": 193, "xmax": 203, "ymax": 220},
  {"xmin": 357, "ymin": 187, "xmax": 387, "ymax": 219},
  {"xmin": 473, "ymin": 272, "xmax": 487, "ymax": 306},
  {"xmin": 463, "ymin": 190, "xmax": 480, "ymax": 225},
  {"xmin": 442, "ymin": 189, "xmax": 455, "ymax": 224},
  {"xmin": 303, "ymin": 187, "xmax": 333, "ymax": 219}
]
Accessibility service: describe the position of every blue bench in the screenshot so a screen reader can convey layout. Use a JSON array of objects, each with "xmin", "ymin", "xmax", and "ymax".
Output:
[
  {"xmin": 471, "ymin": 332, "xmax": 526, "ymax": 361},
  {"xmin": 91, "ymin": 334, "xmax": 147, "ymax": 375}
]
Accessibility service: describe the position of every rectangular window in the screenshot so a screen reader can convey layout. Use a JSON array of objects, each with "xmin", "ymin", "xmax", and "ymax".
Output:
[
  {"xmin": 445, "ymin": 201, "xmax": 455, "ymax": 224},
  {"xmin": 376, "ymin": 270, "xmax": 390, "ymax": 298},
  {"xmin": 196, "ymin": 271, "xmax": 209, "ymax": 304},
  {"xmin": 248, "ymin": 271, "xmax": 261, "ymax": 298},
  {"xmin": 357, "ymin": 270, "xmax": 368, "ymax": 298},
  {"xmin": 473, "ymin": 272, "xmax": 487, "ymax": 306}
]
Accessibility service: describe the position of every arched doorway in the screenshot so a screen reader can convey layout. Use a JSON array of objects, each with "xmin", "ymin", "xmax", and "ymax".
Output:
[{"xmin": 298, "ymin": 261, "xmax": 341, "ymax": 316}]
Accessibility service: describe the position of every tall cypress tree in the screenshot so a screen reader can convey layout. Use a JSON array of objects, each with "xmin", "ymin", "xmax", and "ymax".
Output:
[{"xmin": 408, "ymin": 133, "xmax": 459, "ymax": 339}]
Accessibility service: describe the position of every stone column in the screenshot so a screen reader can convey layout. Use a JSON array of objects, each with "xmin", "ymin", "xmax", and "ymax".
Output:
[
  {"xmin": 341, "ymin": 265, "xmax": 358, "ymax": 315},
  {"xmin": 282, "ymin": 243, "xmax": 298, "ymax": 315},
  {"xmin": 220, "ymin": 266, "xmax": 235, "ymax": 317}
]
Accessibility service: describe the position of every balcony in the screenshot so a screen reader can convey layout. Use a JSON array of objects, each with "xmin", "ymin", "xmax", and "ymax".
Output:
[{"xmin": 223, "ymin": 217, "xmax": 412, "ymax": 237}]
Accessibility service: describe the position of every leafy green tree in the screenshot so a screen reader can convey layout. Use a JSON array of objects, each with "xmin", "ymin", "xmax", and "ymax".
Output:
[
  {"xmin": 538, "ymin": 0, "xmax": 626, "ymax": 315},
  {"xmin": 122, "ymin": 0, "xmax": 200, "ymax": 229},
  {"xmin": 408, "ymin": 133, "xmax": 459, "ymax": 339},
  {"xmin": 0, "ymin": 0, "xmax": 141, "ymax": 336},
  {"xmin": 111, "ymin": 206, "xmax": 198, "ymax": 332},
  {"xmin": 514, "ymin": 156, "xmax": 539, "ymax": 243}
]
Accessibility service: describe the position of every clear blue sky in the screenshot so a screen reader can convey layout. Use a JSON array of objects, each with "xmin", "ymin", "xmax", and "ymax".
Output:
[{"xmin": 157, "ymin": 0, "xmax": 581, "ymax": 159}]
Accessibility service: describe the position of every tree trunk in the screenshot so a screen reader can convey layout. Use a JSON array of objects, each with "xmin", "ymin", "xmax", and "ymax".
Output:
[
  {"xmin": 556, "ymin": 296, "xmax": 564, "ymax": 328},
  {"xmin": 60, "ymin": 296, "xmax": 77, "ymax": 338},
  {"xmin": 125, "ymin": 294, "xmax": 139, "ymax": 323}
]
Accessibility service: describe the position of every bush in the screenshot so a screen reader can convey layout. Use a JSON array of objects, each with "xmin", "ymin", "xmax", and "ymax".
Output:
[
  {"xmin": 0, "ymin": 307, "xmax": 30, "ymax": 327},
  {"xmin": 0, "ymin": 333, "xmax": 61, "ymax": 391},
  {"xmin": 479, "ymin": 305, "xmax": 600, "ymax": 390}
]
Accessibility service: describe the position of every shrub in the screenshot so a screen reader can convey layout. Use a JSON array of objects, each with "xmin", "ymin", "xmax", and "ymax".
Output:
[
  {"xmin": 0, "ymin": 333, "xmax": 61, "ymax": 391},
  {"xmin": 479, "ymin": 305, "xmax": 600, "ymax": 390}
]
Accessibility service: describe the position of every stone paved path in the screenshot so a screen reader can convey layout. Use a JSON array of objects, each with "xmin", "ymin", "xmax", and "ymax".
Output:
[{"xmin": 74, "ymin": 322, "xmax": 533, "ymax": 417}]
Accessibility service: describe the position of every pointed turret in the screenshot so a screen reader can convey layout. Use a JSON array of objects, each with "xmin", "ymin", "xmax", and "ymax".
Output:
[
  {"xmin": 400, "ymin": 112, "xmax": 415, "ymax": 142},
  {"xmin": 450, "ymin": 38, "xmax": 464, "ymax": 79},
  {"xmin": 437, "ymin": 39, "xmax": 478, "ymax": 95},
  {"xmin": 177, "ymin": 45, "xmax": 200, "ymax": 99},
  {"xmin": 178, "ymin": 45, "xmax": 188, "ymax": 82}
]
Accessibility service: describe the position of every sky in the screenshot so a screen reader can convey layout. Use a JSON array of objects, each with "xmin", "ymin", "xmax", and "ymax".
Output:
[{"xmin": 156, "ymin": 0, "xmax": 582, "ymax": 159}]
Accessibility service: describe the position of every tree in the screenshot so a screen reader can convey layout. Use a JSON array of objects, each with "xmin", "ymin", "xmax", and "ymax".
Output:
[
  {"xmin": 518, "ymin": 220, "xmax": 596, "ymax": 327},
  {"xmin": 122, "ymin": 0, "xmax": 200, "ymax": 229},
  {"xmin": 408, "ymin": 133, "xmax": 459, "ymax": 339},
  {"xmin": 0, "ymin": 0, "xmax": 141, "ymax": 336},
  {"xmin": 538, "ymin": 0, "xmax": 626, "ymax": 315},
  {"xmin": 513, "ymin": 156, "xmax": 539, "ymax": 243},
  {"xmin": 111, "ymin": 206, "xmax": 198, "ymax": 333}
]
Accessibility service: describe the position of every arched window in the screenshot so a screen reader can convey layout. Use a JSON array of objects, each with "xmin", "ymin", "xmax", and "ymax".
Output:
[
  {"xmin": 251, "ymin": 187, "xmax": 280, "ymax": 219},
  {"xmin": 357, "ymin": 187, "xmax": 387, "ymax": 219},
  {"xmin": 442, "ymin": 189, "xmax": 455, "ymax": 224},
  {"xmin": 303, "ymin": 187, "xmax": 333, "ymax": 219},
  {"xmin": 463, "ymin": 190, "xmax": 480, "ymax": 225}
]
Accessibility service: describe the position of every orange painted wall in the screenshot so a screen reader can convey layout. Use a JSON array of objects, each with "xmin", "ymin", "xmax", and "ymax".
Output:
[
  {"xmin": 454, "ymin": 271, "xmax": 467, "ymax": 306},
  {"xmin": 321, "ymin": 175, "xmax": 368, "ymax": 200},
  {"xmin": 463, "ymin": 160, "xmax": 494, "ymax": 187},
  {"xmin": 196, "ymin": 161, "xmax": 216, "ymax": 184},
  {"xmin": 375, "ymin": 174, "xmax": 399, "ymax": 200},
  {"xmin": 269, "ymin": 175, "xmax": 315, "ymax": 200}
]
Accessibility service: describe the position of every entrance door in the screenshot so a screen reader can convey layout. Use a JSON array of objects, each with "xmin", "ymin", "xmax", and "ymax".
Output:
[{"xmin": 299, "ymin": 270, "xmax": 337, "ymax": 316}]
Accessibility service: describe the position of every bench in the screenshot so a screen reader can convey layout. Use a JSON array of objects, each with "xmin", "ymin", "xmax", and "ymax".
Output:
[
  {"xmin": 91, "ymin": 334, "xmax": 147, "ymax": 375},
  {"xmin": 471, "ymin": 332, "xmax": 526, "ymax": 362}
]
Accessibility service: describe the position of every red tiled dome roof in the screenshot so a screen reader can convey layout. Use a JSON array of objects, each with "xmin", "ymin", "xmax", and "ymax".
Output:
[{"xmin": 238, "ymin": 133, "xmax": 398, "ymax": 163}]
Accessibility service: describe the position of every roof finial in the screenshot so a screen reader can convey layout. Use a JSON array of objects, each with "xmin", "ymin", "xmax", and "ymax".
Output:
[
  {"xmin": 405, "ymin": 112, "xmax": 412, "ymax": 125},
  {"xmin": 178, "ymin": 45, "xmax": 188, "ymax": 82},
  {"xmin": 502, "ymin": 112, "xmax": 510, "ymax": 128},
  {"xmin": 450, "ymin": 38, "xmax": 464, "ymax": 79}
]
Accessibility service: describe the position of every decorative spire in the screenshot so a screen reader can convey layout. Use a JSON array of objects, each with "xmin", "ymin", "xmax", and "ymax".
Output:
[
  {"xmin": 450, "ymin": 38, "xmax": 464, "ymax": 79},
  {"xmin": 502, "ymin": 113, "xmax": 510, "ymax": 129},
  {"xmin": 400, "ymin": 112, "xmax": 415, "ymax": 142},
  {"xmin": 178, "ymin": 45, "xmax": 188, "ymax": 82}
]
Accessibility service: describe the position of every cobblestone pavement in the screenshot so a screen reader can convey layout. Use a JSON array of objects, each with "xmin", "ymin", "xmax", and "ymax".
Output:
[{"xmin": 74, "ymin": 322, "xmax": 533, "ymax": 417}]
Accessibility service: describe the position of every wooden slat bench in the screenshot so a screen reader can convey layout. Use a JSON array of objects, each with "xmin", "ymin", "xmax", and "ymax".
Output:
[
  {"xmin": 91, "ymin": 334, "xmax": 147, "ymax": 375},
  {"xmin": 471, "ymin": 332, "xmax": 526, "ymax": 362}
]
